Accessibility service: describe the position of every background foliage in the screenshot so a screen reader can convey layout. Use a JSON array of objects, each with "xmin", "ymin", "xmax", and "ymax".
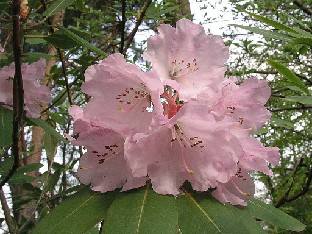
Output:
[{"xmin": 0, "ymin": 0, "xmax": 310, "ymax": 233}]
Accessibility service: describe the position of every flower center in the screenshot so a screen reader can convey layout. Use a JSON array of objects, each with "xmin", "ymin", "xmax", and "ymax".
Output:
[
  {"xmin": 116, "ymin": 84, "xmax": 151, "ymax": 112},
  {"xmin": 169, "ymin": 59, "xmax": 198, "ymax": 80},
  {"xmin": 161, "ymin": 87, "xmax": 183, "ymax": 119}
]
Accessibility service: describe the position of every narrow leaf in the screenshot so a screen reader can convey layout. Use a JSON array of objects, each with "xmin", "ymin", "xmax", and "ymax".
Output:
[
  {"xmin": 44, "ymin": 0, "xmax": 77, "ymax": 18},
  {"xmin": 32, "ymin": 187, "xmax": 116, "ymax": 234},
  {"xmin": 0, "ymin": 107, "xmax": 13, "ymax": 147},
  {"xmin": 59, "ymin": 27, "xmax": 107, "ymax": 57},
  {"xmin": 28, "ymin": 118, "xmax": 68, "ymax": 143},
  {"xmin": 247, "ymin": 199, "xmax": 306, "ymax": 231},
  {"xmin": 292, "ymin": 27, "xmax": 312, "ymax": 38},
  {"xmin": 245, "ymin": 11, "xmax": 297, "ymax": 34},
  {"xmin": 293, "ymin": 37, "xmax": 312, "ymax": 46},
  {"xmin": 44, "ymin": 132, "xmax": 59, "ymax": 160},
  {"xmin": 177, "ymin": 191, "xmax": 265, "ymax": 234},
  {"xmin": 284, "ymin": 96, "xmax": 312, "ymax": 105},
  {"xmin": 267, "ymin": 59, "xmax": 309, "ymax": 94},
  {"xmin": 103, "ymin": 185, "xmax": 178, "ymax": 234},
  {"xmin": 232, "ymin": 25, "xmax": 292, "ymax": 42}
]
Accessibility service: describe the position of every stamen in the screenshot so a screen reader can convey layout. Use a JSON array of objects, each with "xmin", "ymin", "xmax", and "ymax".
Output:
[
  {"xmin": 169, "ymin": 58, "xmax": 199, "ymax": 80},
  {"xmin": 231, "ymin": 180, "xmax": 251, "ymax": 197}
]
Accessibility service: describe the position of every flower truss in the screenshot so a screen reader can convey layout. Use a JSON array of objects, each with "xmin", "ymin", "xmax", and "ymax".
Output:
[
  {"xmin": 0, "ymin": 58, "xmax": 52, "ymax": 118},
  {"xmin": 69, "ymin": 19, "xmax": 280, "ymax": 206}
]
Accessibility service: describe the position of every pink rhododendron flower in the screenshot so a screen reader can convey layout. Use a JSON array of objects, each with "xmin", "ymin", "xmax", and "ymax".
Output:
[
  {"xmin": 68, "ymin": 106, "xmax": 146, "ymax": 192},
  {"xmin": 81, "ymin": 53, "xmax": 163, "ymax": 136},
  {"xmin": 143, "ymin": 19, "xmax": 228, "ymax": 101},
  {"xmin": 0, "ymin": 58, "xmax": 52, "ymax": 118},
  {"xmin": 212, "ymin": 168, "xmax": 255, "ymax": 206},
  {"xmin": 125, "ymin": 108, "xmax": 242, "ymax": 195},
  {"xmin": 69, "ymin": 19, "xmax": 279, "ymax": 206}
]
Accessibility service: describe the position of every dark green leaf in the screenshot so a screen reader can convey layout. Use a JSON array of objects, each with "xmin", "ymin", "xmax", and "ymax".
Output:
[
  {"xmin": 59, "ymin": 26, "xmax": 107, "ymax": 57},
  {"xmin": 28, "ymin": 118, "xmax": 68, "ymax": 143},
  {"xmin": 284, "ymin": 96, "xmax": 312, "ymax": 105},
  {"xmin": 44, "ymin": 169, "xmax": 62, "ymax": 192},
  {"xmin": 0, "ymin": 157, "xmax": 13, "ymax": 177},
  {"xmin": 247, "ymin": 199, "xmax": 306, "ymax": 231},
  {"xmin": 44, "ymin": 31, "xmax": 78, "ymax": 49},
  {"xmin": 0, "ymin": 107, "xmax": 13, "ymax": 147},
  {"xmin": 44, "ymin": 132, "xmax": 59, "ymax": 161},
  {"xmin": 32, "ymin": 187, "xmax": 116, "ymax": 234},
  {"xmin": 267, "ymin": 59, "xmax": 309, "ymax": 94},
  {"xmin": 293, "ymin": 37, "xmax": 312, "ymax": 46},
  {"xmin": 103, "ymin": 185, "xmax": 178, "ymax": 234},
  {"xmin": 44, "ymin": 0, "xmax": 77, "ymax": 18},
  {"xmin": 177, "ymin": 191, "xmax": 265, "ymax": 234},
  {"xmin": 16, "ymin": 163, "xmax": 43, "ymax": 174},
  {"xmin": 24, "ymin": 53, "xmax": 53, "ymax": 63},
  {"xmin": 9, "ymin": 174, "xmax": 35, "ymax": 184}
]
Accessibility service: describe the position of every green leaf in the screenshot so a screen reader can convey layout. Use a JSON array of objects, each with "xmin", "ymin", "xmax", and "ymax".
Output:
[
  {"xmin": 59, "ymin": 26, "xmax": 107, "ymax": 57},
  {"xmin": 245, "ymin": 11, "xmax": 297, "ymax": 34},
  {"xmin": 9, "ymin": 174, "xmax": 35, "ymax": 184},
  {"xmin": 293, "ymin": 37, "xmax": 312, "ymax": 46},
  {"xmin": 23, "ymin": 53, "xmax": 53, "ymax": 63},
  {"xmin": 44, "ymin": 169, "xmax": 61, "ymax": 192},
  {"xmin": 44, "ymin": 30, "xmax": 78, "ymax": 49},
  {"xmin": 247, "ymin": 199, "xmax": 306, "ymax": 231},
  {"xmin": 102, "ymin": 185, "xmax": 178, "ymax": 234},
  {"xmin": 44, "ymin": 0, "xmax": 77, "ymax": 18},
  {"xmin": 267, "ymin": 59, "xmax": 309, "ymax": 94},
  {"xmin": 284, "ymin": 96, "xmax": 312, "ymax": 105},
  {"xmin": 232, "ymin": 25, "xmax": 292, "ymax": 42},
  {"xmin": 0, "ymin": 157, "xmax": 13, "ymax": 177},
  {"xmin": 291, "ymin": 27, "xmax": 312, "ymax": 38},
  {"xmin": 177, "ymin": 191, "xmax": 265, "ymax": 234},
  {"xmin": 28, "ymin": 118, "xmax": 68, "ymax": 143},
  {"xmin": 50, "ymin": 113, "xmax": 66, "ymax": 126},
  {"xmin": 271, "ymin": 117, "xmax": 294, "ymax": 129},
  {"xmin": 32, "ymin": 187, "xmax": 116, "ymax": 234},
  {"xmin": 16, "ymin": 163, "xmax": 43, "ymax": 174},
  {"xmin": 0, "ymin": 107, "xmax": 13, "ymax": 147},
  {"xmin": 44, "ymin": 132, "xmax": 59, "ymax": 161}
]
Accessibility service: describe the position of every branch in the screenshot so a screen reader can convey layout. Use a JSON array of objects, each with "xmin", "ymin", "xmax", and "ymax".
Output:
[
  {"xmin": 57, "ymin": 49, "xmax": 73, "ymax": 105},
  {"xmin": 123, "ymin": 0, "xmax": 153, "ymax": 55},
  {"xmin": 275, "ymin": 157, "xmax": 304, "ymax": 208},
  {"xmin": 275, "ymin": 155, "xmax": 312, "ymax": 207},
  {"xmin": 119, "ymin": 0, "xmax": 126, "ymax": 54},
  {"xmin": 293, "ymin": 0, "xmax": 312, "ymax": 16},
  {"xmin": 0, "ymin": 0, "xmax": 23, "ymax": 189},
  {"xmin": 0, "ymin": 189, "xmax": 17, "ymax": 233}
]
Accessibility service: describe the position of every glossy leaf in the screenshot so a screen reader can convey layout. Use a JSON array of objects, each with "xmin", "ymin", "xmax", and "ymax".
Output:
[
  {"xmin": 177, "ymin": 190, "xmax": 265, "ymax": 234},
  {"xmin": 102, "ymin": 185, "xmax": 178, "ymax": 234},
  {"xmin": 268, "ymin": 59, "xmax": 309, "ymax": 94},
  {"xmin": 246, "ymin": 199, "xmax": 306, "ymax": 231},
  {"xmin": 0, "ymin": 107, "xmax": 13, "ymax": 147},
  {"xmin": 32, "ymin": 187, "xmax": 116, "ymax": 234},
  {"xmin": 44, "ymin": 0, "xmax": 77, "ymax": 18}
]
